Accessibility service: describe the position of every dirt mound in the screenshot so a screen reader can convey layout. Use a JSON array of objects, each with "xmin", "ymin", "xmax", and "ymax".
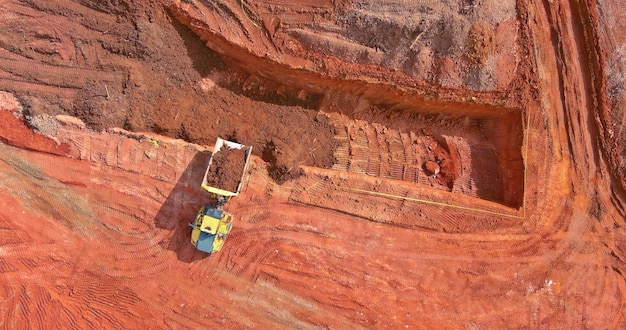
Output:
[{"xmin": 205, "ymin": 146, "xmax": 247, "ymax": 193}]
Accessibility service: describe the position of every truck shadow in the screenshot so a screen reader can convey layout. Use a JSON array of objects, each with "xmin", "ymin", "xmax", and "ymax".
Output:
[{"xmin": 154, "ymin": 150, "xmax": 213, "ymax": 263}]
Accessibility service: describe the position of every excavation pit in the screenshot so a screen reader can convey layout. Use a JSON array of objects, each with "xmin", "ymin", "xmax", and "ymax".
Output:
[{"xmin": 321, "ymin": 94, "xmax": 524, "ymax": 209}]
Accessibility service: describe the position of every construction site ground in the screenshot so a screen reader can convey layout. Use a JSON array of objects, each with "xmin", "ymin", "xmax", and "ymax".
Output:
[{"xmin": 0, "ymin": 0, "xmax": 625, "ymax": 328}]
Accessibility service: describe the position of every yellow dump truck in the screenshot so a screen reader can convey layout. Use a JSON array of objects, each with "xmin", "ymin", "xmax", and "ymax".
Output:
[{"xmin": 189, "ymin": 138, "xmax": 252, "ymax": 253}]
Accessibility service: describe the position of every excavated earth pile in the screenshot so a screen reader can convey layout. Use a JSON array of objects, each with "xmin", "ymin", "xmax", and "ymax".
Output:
[
  {"xmin": 0, "ymin": 0, "xmax": 625, "ymax": 328},
  {"xmin": 205, "ymin": 146, "xmax": 247, "ymax": 193}
]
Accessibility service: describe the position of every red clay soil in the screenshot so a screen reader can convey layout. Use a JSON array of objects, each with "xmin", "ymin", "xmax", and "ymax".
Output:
[
  {"xmin": 205, "ymin": 146, "xmax": 247, "ymax": 193},
  {"xmin": 595, "ymin": 0, "xmax": 626, "ymax": 192},
  {"xmin": 0, "ymin": 0, "xmax": 625, "ymax": 328},
  {"xmin": 0, "ymin": 0, "xmax": 337, "ymax": 182}
]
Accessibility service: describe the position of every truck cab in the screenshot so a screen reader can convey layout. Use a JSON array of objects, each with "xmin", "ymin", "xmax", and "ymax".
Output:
[{"xmin": 189, "ymin": 204, "xmax": 233, "ymax": 253}]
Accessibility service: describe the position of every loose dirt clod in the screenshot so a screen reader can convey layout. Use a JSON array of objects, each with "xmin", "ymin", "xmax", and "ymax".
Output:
[
  {"xmin": 27, "ymin": 113, "xmax": 59, "ymax": 136},
  {"xmin": 423, "ymin": 160, "xmax": 440, "ymax": 176},
  {"xmin": 204, "ymin": 146, "xmax": 247, "ymax": 193},
  {"xmin": 465, "ymin": 22, "xmax": 496, "ymax": 65}
]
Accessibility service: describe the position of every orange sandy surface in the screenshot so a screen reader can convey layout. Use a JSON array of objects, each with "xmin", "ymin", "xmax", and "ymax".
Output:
[{"xmin": 0, "ymin": 0, "xmax": 625, "ymax": 328}]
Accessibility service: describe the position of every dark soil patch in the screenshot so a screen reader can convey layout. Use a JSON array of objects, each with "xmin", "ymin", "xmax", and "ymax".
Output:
[
  {"xmin": 205, "ymin": 146, "xmax": 247, "ymax": 193},
  {"xmin": 262, "ymin": 140, "xmax": 304, "ymax": 183},
  {"xmin": 1, "ymin": 0, "xmax": 338, "ymax": 185},
  {"xmin": 423, "ymin": 160, "xmax": 440, "ymax": 176}
]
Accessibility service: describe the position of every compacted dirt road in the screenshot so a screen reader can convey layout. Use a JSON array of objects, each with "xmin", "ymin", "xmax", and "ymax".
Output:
[{"xmin": 0, "ymin": 0, "xmax": 625, "ymax": 328}]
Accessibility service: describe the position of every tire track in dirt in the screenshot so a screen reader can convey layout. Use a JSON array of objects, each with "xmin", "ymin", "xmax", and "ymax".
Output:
[
  {"xmin": 0, "ymin": 0, "xmax": 128, "ymax": 94},
  {"xmin": 32, "ymin": 286, "xmax": 49, "ymax": 330},
  {"xmin": 0, "ymin": 137, "xmax": 194, "ymax": 327},
  {"xmin": 0, "ymin": 52, "xmax": 119, "ymax": 90}
]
